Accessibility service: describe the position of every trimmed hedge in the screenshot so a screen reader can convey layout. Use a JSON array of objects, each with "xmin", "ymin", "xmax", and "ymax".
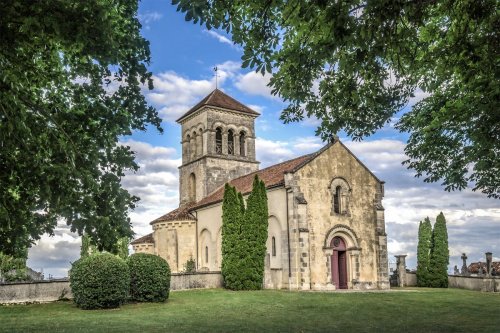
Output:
[
  {"xmin": 70, "ymin": 253, "xmax": 130, "ymax": 310},
  {"xmin": 127, "ymin": 253, "xmax": 171, "ymax": 302}
]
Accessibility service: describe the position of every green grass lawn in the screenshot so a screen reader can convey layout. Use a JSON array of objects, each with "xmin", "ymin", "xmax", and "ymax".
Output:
[{"xmin": 1, "ymin": 288, "xmax": 499, "ymax": 333}]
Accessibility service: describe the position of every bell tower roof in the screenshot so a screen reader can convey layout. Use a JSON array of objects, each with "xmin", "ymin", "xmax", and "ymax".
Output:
[{"xmin": 176, "ymin": 89, "xmax": 260, "ymax": 123}]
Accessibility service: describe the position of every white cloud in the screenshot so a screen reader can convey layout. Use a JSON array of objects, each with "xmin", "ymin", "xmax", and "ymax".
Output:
[
  {"xmin": 138, "ymin": 11, "xmax": 163, "ymax": 29},
  {"xmin": 408, "ymin": 88, "xmax": 431, "ymax": 106},
  {"xmin": 293, "ymin": 136, "xmax": 323, "ymax": 152},
  {"xmin": 203, "ymin": 30, "xmax": 239, "ymax": 49},
  {"xmin": 146, "ymin": 62, "xmax": 242, "ymax": 122},
  {"xmin": 234, "ymin": 71, "xmax": 275, "ymax": 99},
  {"xmin": 256, "ymin": 138, "xmax": 295, "ymax": 167},
  {"xmin": 247, "ymin": 104, "xmax": 264, "ymax": 114}
]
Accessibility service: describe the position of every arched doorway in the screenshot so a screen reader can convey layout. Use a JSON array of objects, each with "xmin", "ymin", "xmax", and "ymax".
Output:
[{"xmin": 331, "ymin": 236, "xmax": 348, "ymax": 289}]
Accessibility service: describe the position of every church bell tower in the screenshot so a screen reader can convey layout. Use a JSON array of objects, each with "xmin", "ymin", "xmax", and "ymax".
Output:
[{"xmin": 176, "ymin": 89, "xmax": 260, "ymax": 205}]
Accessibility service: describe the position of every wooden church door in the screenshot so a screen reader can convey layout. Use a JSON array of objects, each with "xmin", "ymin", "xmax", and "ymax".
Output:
[{"xmin": 331, "ymin": 236, "xmax": 348, "ymax": 289}]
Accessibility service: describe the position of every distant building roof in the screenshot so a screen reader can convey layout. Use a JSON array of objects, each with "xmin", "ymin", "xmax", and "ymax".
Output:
[
  {"xmin": 176, "ymin": 89, "xmax": 260, "ymax": 123},
  {"xmin": 468, "ymin": 262, "xmax": 500, "ymax": 275},
  {"xmin": 191, "ymin": 153, "xmax": 317, "ymax": 210},
  {"xmin": 149, "ymin": 204, "xmax": 197, "ymax": 225},
  {"xmin": 130, "ymin": 233, "xmax": 154, "ymax": 245}
]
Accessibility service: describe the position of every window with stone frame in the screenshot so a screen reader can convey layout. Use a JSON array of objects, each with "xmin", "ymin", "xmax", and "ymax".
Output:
[
  {"xmin": 272, "ymin": 236, "xmax": 276, "ymax": 257},
  {"xmin": 186, "ymin": 134, "xmax": 191, "ymax": 159},
  {"xmin": 227, "ymin": 129, "xmax": 234, "ymax": 155},
  {"xmin": 330, "ymin": 178, "xmax": 351, "ymax": 215},
  {"xmin": 215, "ymin": 127, "xmax": 222, "ymax": 154},
  {"xmin": 239, "ymin": 131, "xmax": 246, "ymax": 156}
]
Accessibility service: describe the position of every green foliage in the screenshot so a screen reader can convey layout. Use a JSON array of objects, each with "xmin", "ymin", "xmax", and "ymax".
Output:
[
  {"xmin": 4, "ymin": 269, "xmax": 31, "ymax": 283},
  {"xmin": 174, "ymin": 0, "xmax": 500, "ymax": 198},
  {"xmin": 416, "ymin": 217, "xmax": 432, "ymax": 287},
  {"xmin": 0, "ymin": 252, "xmax": 26, "ymax": 275},
  {"xmin": 183, "ymin": 257, "xmax": 196, "ymax": 273},
  {"xmin": 428, "ymin": 213, "xmax": 449, "ymax": 288},
  {"xmin": 221, "ymin": 176, "xmax": 268, "ymax": 290},
  {"xmin": 70, "ymin": 253, "xmax": 130, "ymax": 309},
  {"xmin": 221, "ymin": 184, "xmax": 244, "ymax": 289},
  {"xmin": 80, "ymin": 234, "xmax": 129, "ymax": 260},
  {"xmin": 0, "ymin": 0, "xmax": 162, "ymax": 256},
  {"xmin": 127, "ymin": 253, "xmax": 171, "ymax": 302},
  {"xmin": 116, "ymin": 237, "xmax": 130, "ymax": 260}
]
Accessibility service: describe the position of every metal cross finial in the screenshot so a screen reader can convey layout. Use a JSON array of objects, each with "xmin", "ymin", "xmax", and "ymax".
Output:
[{"xmin": 213, "ymin": 66, "xmax": 220, "ymax": 89}]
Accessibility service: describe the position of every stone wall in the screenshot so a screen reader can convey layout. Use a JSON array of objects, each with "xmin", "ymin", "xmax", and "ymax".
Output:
[
  {"xmin": 0, "ymin": 272, "xmax": 224, "ymax": 304},
  {"xmin": 0, "ymin": 280, "xmax": 72, "ymax": 304},
  {"xmin": 448, "ymin": 275, "xmax": 499, "ymax": 292},
  {"xmin": 405, "ymin": 272, "xmax": 417, "ymax": 287},
  {"xmin": 405, "ymin": 272, "xmax": 499, "ymax": 292},
  {"xmin": 170, "ymin": 272, "xmax": 223, "ymax": 290}
]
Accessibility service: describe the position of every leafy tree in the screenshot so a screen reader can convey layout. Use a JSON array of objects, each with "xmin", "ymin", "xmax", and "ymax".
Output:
[
  {"xmin": 428, "ymin": 213, "xmax": 449, "ymax": 288},
  {"xmin": 0, "ymin": 0, "xmax": 162, "ymax": 256},
  {"xmin": 174, "ymin": 0, "xmax": 499, "ymax": 198},
  {"xmin": 416, "ymin": 217, "xmax": 432, "ymax": 287}
]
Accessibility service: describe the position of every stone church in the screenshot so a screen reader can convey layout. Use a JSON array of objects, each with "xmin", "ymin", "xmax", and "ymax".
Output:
[{"xmin": 132, "ymin": 89, "xmax": 389, "ymax": 290}]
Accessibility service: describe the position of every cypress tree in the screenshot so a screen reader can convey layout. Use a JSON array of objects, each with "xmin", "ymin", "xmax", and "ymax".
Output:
[
  {"xmin": 221, "ymin": 177, "xmax": 269, "ymax": 290},
  {"xmin": 221, "ymin": 184, "xmax": 243, "ymax": 289},
  {"xmin": 240, "ymin": 175, "xmax": 263, "ymax": 289},
  {"xmin": 428, "ymin": 212, "xmax": 449, "ymax": 288},
  {"xmin": 416, "ymin": 217, "xmax": 432, "ymax": 287}
]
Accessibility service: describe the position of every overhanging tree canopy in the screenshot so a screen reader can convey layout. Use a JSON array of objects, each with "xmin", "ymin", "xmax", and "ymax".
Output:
[
  {"xmin": 0, "ymin": 0, "xmax": 162, "ymax": 257},
  {"xmin": 174, "ymin": 0, "xmax": 500, "ymax": 198}
]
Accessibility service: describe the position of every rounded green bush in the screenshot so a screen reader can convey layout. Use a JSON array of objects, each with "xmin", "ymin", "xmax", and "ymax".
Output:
[
  {"xmin": 127, "ymin": 253, "xmax": 171, "ymax": 302},
  {"xmin": 70, "ymin": 253, "xmax": 130, "ymax": 310}
]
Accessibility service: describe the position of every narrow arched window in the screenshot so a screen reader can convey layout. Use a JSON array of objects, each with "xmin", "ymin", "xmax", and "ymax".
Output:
[
  {"xmin": 228, "ymin": 129, "xmax": 234, "ymax": 155},
  {"xmin": 186, "ymin": 134, "xmax": 191, "ymax": 159},
  {"xmin": 215, "ymin": 127, "xmax": 222, "ymax": 154},
  {"xmin": 333, "ymin": 186, "xmax": 341, "ymax": 214},
  {"xmin": 189, "ymin": 173, "xmax": 196, "ymax": 202},
  {"xmin": 239, "ymin": 131, "xmax": 246, "ymax": 156},
  {"xmin": 198, "ymin": 127, "xmax": 203, "ymax": 156},
  {"xmin": 205, "ymin": 246, "xmax": 209, "ymax": 263},
  {"xmin": 272, "ymin": 237, "xmax": 276, "ymax": 257}
]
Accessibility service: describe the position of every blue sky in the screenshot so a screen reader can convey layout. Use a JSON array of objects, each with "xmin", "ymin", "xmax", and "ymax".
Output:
[{"xmin": 27, "ymin": 1, "xmax": 499, "ymax": 278}]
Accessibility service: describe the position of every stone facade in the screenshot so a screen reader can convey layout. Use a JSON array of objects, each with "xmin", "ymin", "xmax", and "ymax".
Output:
[
  {"xmin": 132, "ymin": 89, "xmax": 389, "ymax": 290},
  {"xmin": 178, "ymin": 106, "xmax": 259, "ymax": 205}
]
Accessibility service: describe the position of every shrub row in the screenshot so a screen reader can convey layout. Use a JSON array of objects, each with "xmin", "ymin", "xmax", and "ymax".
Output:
[{"xmin": 70, "ymin": 252, "xmax": 170, "ymax": 310}]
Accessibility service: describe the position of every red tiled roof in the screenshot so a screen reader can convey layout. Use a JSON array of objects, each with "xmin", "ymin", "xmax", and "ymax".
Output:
[
  {"xmin": 131, "ymin": 233, "xmax": 154, "ymax": 245},
  {"xmin": 191, "ymin": 153, "xmax": 316, "ymax": 210},
  {"xmin": 176, "ymin": 89, "xmax": 260, "ymax": 122},
  {"xmin": 468, "ymin": 262, "xmax": 500, "ymax": 274},
  {"xmin": 149, "ymin": 204, "xmax": 197, "ymax": 225}
]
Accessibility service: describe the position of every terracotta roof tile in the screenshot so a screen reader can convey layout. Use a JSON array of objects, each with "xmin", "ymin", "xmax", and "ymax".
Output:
[
  {"xmin": 191, "ymin": 153, "xmax": 315, "ymax": 210},
  {"xmin": 176, "ymin": 89, "xmax": 259, "ymax": 123},
  {"xmin": 149, "ymin": 204, "xmax": 197, "ymax": 225},
  {"xmin": 131, "ymin": 233, "xmax": 154, "ymax": 245},
  {"xmin": 468, "ymin": 262, "xmax": 500, "ymax": 275}
]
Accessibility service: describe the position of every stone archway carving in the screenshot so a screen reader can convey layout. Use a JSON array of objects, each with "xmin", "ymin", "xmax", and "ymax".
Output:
[{"xmin": 323, "ymin": 224, "xmax": 361, "ymax": 289}]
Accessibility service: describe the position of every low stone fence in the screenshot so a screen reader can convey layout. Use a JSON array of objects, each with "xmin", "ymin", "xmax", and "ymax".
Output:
[
  {"xmin": 0, "ymin": 280, "xmax": 72, "ymax": 304},
  {"xmin": 0, "ymin": 272, "xmax": 224, "ymax": 304},
  {"xmin": 171, "ymin": 271, "xmax": 223, "ymax": 290},
  {"xmin": 405, "ymin": 272, "xmax": 417, "ymax": 287},
  {"xmin": 403, "ymin": 272, "xmax": 498, "ymax": 292},
  {"xmin": 448, "ymin": 275, "xmax": 499, "ymax": 292}
]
